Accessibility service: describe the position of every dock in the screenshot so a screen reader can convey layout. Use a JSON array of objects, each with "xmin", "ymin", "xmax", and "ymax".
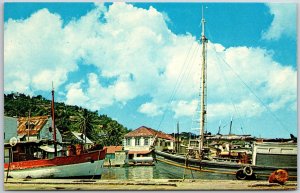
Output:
[{"xmin": 4, "ymin": 179, "xmax": 297, "ymax": 190}]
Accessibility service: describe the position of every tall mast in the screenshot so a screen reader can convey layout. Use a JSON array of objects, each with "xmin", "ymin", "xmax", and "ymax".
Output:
[
  {"xmin": 199, "ymin": 5, "xmax": 208, "ymax": 159},
  {"xmin": 51, "ymin": 82, "xmax": 57, "ymax": 157}
]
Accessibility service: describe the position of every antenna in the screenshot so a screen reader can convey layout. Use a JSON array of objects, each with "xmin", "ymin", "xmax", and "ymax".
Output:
[{"xmin": 202, "ymin": 5, "xmax": 204, "ymax": 20}]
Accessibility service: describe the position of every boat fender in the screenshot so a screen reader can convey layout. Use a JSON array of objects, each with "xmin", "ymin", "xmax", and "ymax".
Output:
[
  {"xmin": 268, "ymin": 169, "xmax": 289, "ymax": 185},
  {"xmin": 236, "ymin": 169, "xmax": 247, "ymax": 180},
  {"xmin": 243, "ymin": 166, "xmax": 253, "ymax": 176}
]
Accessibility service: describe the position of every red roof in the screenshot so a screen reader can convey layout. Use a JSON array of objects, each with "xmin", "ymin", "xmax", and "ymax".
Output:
[
  {"xmin": 17, "ymin": 116, "xmax": 50, "ymax": 136},
  {"xmin": 104, "ymin": 146, "xmax": 123, "ymax": 154},
  {"xmin": 125, "ymin": 126, "xmax": 175, "ymax": 141}
]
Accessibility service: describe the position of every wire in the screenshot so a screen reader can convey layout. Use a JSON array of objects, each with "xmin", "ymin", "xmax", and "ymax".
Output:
[
  {"xmin": 209, "ymin": 42, "xmax": 245, "ymax": 134},
  {"xmin": 156, "ymin": 41, "xmax": 200, "ymax": 131},
  {"xmin": 206, "ymin": 25, "xmax": 291, "ymax": 135},
  {"xmin": 219, "ymin": 56, "xmax": 291, "ymax": 134}
]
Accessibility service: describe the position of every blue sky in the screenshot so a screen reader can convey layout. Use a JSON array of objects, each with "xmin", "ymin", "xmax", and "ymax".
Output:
[{"xmin": 4, "ymin": 2, "xmax": 297, "ymax": 138}]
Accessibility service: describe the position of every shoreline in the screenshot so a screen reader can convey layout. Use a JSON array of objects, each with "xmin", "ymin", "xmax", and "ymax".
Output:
[{"xmin": 4, "ymin": 178, "xmax": 297, "ymax": 190}]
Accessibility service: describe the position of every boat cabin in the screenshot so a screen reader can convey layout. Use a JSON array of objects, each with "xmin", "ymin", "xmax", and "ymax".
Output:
[{"xmin": 252, "ymin": 142, "xmax": 297, "ymax": 167}]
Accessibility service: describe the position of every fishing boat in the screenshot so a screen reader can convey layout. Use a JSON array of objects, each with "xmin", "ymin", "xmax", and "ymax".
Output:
[
  {"xmin": 154, "ymin": 9, "xmax": 297, "ymax": 181},
  {"xmin": 4, "ymin": 87, "xmax": 107, "ymax": 179}
]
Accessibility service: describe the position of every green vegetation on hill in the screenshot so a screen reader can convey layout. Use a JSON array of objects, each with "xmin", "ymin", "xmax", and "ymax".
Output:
[{"xmin": 4, "ymin": 92, "xmax": 130, "ymax": 146}]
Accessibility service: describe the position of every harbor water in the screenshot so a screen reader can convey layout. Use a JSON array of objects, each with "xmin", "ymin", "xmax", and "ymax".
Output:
[{"xmin": 101, "ymin": 161, "xmax": 235, "ymax": 180}]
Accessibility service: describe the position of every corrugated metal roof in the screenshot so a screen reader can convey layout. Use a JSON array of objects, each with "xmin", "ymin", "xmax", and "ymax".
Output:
[
  {"xmin": 125, "ymin": 126, "xmax": 175, "ymax": 141},
  {"xmin": 72, "ymin": 132, "xmax": 93, "ymax": 144},
  {"xmin": 17, "ymin": 116, "xmax": 50, "ymax": 136},
  {"xmin": 39, "ymin": 144, "xmax": 62, "ymax": 152}
]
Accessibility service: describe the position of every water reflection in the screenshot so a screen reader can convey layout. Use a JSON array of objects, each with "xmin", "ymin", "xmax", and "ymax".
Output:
[
  {"xmin": 102, "ymin": 161, "xmax": 235, "ymax": 180},
  {"xmin": 102, "ymin": 165, "xmax": 154, "ymax": 179}
]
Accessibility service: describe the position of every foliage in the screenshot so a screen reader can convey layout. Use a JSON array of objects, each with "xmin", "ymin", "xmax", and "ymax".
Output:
[{"xmin": 4, "ymin": 92, "xmax": 129, "ymax": 146}]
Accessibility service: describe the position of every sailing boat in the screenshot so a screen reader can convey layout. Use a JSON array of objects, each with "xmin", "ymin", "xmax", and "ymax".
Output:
[
  {"xmin": 4, "ymin": 86, "xmax": 107, "ymax": 179},
  {"xmin": 155, "ymin": 9, "xmax": 297, "ymax": 181}
]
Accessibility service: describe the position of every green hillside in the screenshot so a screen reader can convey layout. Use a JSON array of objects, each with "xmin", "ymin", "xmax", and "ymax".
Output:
[{"xmin": 4, "ymin": 92, "xmax": 130, "ymax": 146}]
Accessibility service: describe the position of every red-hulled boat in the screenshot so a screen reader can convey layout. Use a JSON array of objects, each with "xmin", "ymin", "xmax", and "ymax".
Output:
[
  {"xmin": 4, "ymin": 86, "xmax": 107, "ymax": 179},
  {"xmin": 4, "ymin": 145, "xmax": 107, "ymax": 179}
]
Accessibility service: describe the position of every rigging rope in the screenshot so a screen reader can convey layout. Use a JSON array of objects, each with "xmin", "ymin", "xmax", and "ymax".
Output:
[
  {"xmin": 156, "ymin": 41, "xmax": 200, "ymax": 131},
  {"xmin": 220, "ymin": 57, "xmax": 291, "ymax": 134},
  {"xmin": 206, "ymin": 26, "xmax": 292, "ymax": 135},
  {"xmin": 205, "ymin": 26, "xmax": 246, "ymax": 134},
  {"xmin": 210, "ymin": 42, "xmax": 246, "ymax": 134}
]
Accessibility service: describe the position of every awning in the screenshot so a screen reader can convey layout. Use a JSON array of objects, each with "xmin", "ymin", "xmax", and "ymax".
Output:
[
  {"xmin": 128, "ymin": 150, "xmax": 152, "ymax": 155},
  {"xmin": 39, "ymin": 144, "xmax": 62, "ymax": 152}
]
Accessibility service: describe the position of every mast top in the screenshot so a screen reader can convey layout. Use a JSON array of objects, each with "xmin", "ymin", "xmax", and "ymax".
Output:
[{"xmin": 201, "ymin": 5, "xmax": 206, "ymax": 37}]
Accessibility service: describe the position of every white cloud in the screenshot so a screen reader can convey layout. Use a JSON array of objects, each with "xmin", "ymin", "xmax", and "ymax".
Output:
[
  {"xmin": 262, "ymin": 3, "xmax": 296, "ymax": 40},
  {"xmin": 4, "ymin": 3, "xmax": 297, "ymax": 123},
  {"xmin": 65, "ymin": 82, "xmax": 89, "ymax": 107},
  {"xmin": 207, "ymin": 100, "xmax": 265, "ymax": 119},
  {"xmin": 204, "ymin": 44, "xmax": 297, "ymax": 119},
  {"xmin": 171, "ymin": 100, "xmax": 198, "ymax": 118},
  {"xmin": 138, "ymin": 102, "xmax": 163, "ymax": 117},
  {"xmin": 4, "ymin": 9, "xmax": 78, "ymax": 93}
]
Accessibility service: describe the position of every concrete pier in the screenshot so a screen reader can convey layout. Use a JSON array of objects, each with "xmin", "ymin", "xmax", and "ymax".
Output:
[{"xmin": 4, "ymin": 178, "xmax": 297, "ymax": 190}]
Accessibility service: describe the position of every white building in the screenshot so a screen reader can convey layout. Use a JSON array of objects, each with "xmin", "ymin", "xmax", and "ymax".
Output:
[{"xmin": 123, "ymin": 126, "xmax": 175, "ymax": 160}]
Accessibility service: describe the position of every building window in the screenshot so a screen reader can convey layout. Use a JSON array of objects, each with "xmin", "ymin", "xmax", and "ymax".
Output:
[
  {"xmin": 135, "ymin": 138, "xmax": 140, "ymax": 146},
  {"xmin": 160, "ymin": 140, "xmax": 163, "ymax": 146},
  {"xmin": 144, "ymin": 138, "xmax": 149, "ymax": 146},
  {"xmin": 127, "ymin": 138, "xmax": 131, "ymax": 146}
]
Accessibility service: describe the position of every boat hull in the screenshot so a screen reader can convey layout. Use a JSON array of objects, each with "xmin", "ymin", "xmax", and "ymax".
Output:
[
  {"xmin": 4, "ymin": 149, "xmax": 106, "ymax": 179},
  {"xmin": 5, "ymin": 159, "xmax": 104, "ymax": 179},
  {"xmin": 155, "ymin": 150, "xmax": 297, "ymax": 181}
]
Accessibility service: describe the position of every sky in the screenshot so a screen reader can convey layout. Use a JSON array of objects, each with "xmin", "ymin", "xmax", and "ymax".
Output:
[{"xmin": 3, "ymin": 2, "xmax": 297, "ymax": 138}]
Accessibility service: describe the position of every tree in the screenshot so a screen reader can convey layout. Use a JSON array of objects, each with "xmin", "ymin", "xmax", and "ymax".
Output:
[{"xmin": 4, "ymin": 92, "xmax": 130, "ymax": 147}]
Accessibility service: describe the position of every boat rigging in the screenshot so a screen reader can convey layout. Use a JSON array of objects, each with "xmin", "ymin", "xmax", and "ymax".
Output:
[{"xmin": 154, "ymin": 5, "xmax": 297, "ymax": 181}]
